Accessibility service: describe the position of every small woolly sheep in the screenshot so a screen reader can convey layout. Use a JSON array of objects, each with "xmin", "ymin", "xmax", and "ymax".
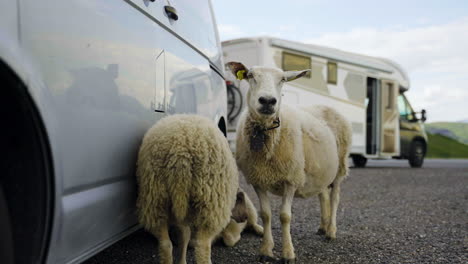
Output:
[
  {"xmin": 227, "ymin": 62, "xmax": 352, "ymax": 263},
  {"xmin": 219, "ymin": 188, "xmax": 264, "ymax": 247},
  {"xmin": 136, "ymin": 114, "xmax": 239, "ymax": 264}
]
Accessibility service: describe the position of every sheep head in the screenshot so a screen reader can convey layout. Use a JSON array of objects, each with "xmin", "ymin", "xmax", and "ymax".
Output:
[
  {"xmin": 226, "ymin": 61, "xmax": 310, "ymax": 120},
  {"xmin": 231, "ymin": 191, "xmax": 248, "ymax": 223}
]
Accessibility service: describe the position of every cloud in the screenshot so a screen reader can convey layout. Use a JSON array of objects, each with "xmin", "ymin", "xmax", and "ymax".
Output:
[
  {"xmin": 416, "ymin": 17, "xmax": 430, "ymax": 25},
  {"xmin": 218, "ymin": 24, "xmax": 245, "ymax": 40},
  {"xmin": 278, "ymin": 25, "xmax": 297, "ymax": 32},
  {"xmin": 304, "ymin": 17, "xmax": 468, "ymax": 122}
]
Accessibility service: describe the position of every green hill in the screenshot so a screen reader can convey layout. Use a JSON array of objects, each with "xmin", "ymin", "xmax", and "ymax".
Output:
[
  {"xmin": 426, "ymin": 133, "xmax": 468, "ymax": 159},
  {"xmin": 426, "ymin": 122, "xmax": 468, "ymax": 144}
]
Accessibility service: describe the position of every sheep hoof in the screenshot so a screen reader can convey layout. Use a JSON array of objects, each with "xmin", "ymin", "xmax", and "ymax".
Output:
[
  {"xmin": 325, "ymin": 235, "xmax": 336, "ymax": 241},
  {"xmin": 316, "ymin": 228, "xmax": 326, "ymax": 236},
  {"xmin": 281, "ymin": 257, "xmax": 296, "ymax": 264},
  {"xmin": 253, "ymin": 225, "xmax": 264, "ymax": 236},
  {"xmin": 258, "ymin": 255, "xmax": 276, "ymax": 263}
]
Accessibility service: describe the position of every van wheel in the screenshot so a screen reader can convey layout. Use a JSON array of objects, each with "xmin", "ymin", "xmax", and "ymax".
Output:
[
  {"xmin": 352, "ymin": 155, "xmax": 368, "ymax": 168},
  {"xmin": 408, "ymin": 141, "xmax": 425, "ymax": 168}
]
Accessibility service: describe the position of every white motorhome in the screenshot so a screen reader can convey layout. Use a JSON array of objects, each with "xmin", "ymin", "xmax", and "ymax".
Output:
[{"xmin": 223, "ymin": 37, "xmax": 428, "ymax": 168}]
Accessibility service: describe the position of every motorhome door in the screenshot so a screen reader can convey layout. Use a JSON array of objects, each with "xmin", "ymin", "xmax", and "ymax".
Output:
[{"xmin": 380, "ymin": 80, "xmax": 400, "ymax": 156}]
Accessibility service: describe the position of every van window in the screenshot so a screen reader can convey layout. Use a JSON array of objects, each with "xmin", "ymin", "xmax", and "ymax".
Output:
[
  {"xmin": 282, "ymin": 52, "xmax": 311, "ymax": 78},
  {"xmin": 327, "ymin": 62, "xmax": 337, "ymax": 84},
  {"xmin": 172, "ymin": 0, "xmax": 219, "ymax": 61}
]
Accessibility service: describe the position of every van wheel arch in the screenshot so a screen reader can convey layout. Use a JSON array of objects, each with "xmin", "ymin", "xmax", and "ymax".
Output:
[{"xmin": 0, "ymin": 60, "xmax": 54, "ymax": 264}]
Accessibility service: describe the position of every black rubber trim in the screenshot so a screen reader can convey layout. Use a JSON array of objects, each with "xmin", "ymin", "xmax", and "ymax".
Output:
[{"xmin": 210, "ymin": 64, "xmax": 225, "ymax": 80}]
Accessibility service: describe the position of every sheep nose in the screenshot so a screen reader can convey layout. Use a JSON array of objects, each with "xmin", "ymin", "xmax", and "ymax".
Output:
[{"xmin": 258, "ymin": 96, "xmax": 277, "ymax": 106}]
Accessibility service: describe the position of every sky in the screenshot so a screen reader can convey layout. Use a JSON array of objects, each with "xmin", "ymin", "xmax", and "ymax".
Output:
[{"xmin": 212, "ymin": 0, "xmax": 468, "ymax": 122}]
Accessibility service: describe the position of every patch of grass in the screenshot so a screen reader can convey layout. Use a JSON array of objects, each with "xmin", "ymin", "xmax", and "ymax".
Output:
[
  {"xmin": 426, "ymin": 122, "xmax": 468, "ymax": 144},
  {"xmin": 426, "ymin": 133, "xmax": 468, "ymax": 159}
]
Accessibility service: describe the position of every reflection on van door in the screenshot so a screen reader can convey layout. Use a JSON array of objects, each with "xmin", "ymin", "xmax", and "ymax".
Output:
[
  {"xmin": 380, "ymin": 80, "xmax": 400, "ymax": 155},
  {"xmin": 153, "ymin": 50, "xmax": 166, "ymax": 112}
]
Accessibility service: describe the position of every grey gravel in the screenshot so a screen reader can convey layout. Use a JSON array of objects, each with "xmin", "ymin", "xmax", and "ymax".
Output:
[{"xmin": 86, "ymin": 159, "xmax": 468, "ymax": 264}]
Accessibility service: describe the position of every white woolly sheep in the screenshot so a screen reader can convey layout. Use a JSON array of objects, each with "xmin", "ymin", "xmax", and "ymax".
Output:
[
  {"xmin": 227, "ymin": 62, "xmax": 352, "ymax": 263},
  {"xmin": 136, "ymin": 114, "xmax": 239, "ymax": 264}
]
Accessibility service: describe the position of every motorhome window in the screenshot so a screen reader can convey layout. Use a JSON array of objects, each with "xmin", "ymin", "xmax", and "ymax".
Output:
[
  {"xmin": 398, "ymin": 95, "xmax": 408, "ymax": 117},
  {"xmin": 282, "ymin": 52, "xmax": 311, "ymax": 78},
  {"xmin": 327, "ymin": 62, "xmax": 337, "ymax": 84},
  {"xmin": 386, "ymin": 83, "xmax": 394, "ymax": 110},
  {"xmin": 398, "ymin": 95, "xmax": 414, "ymax": 120}
]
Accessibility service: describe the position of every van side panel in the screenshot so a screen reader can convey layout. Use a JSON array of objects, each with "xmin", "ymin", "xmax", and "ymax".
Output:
[
  {"xmin": 0, "ymin": 0, "xmax": 18, "ymax": 54},
  {"xmin": 19, "ymin": 0, "xmax": 224, "ymax": 263},
  {"xmin": 0, "ymin": 0, "xmax": 23, "ymax": 79},
  {"xmin": 19, "ymin": 2, "xmax": 161, "ymax": 263}
]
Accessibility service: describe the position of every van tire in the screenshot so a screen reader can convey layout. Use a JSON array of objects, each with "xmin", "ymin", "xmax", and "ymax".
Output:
[
  {"xmin": 352, "ymin": 155, "xmax": 367, "ymax": 168},
  {"xmin": 0, "ymin": 187, "xmax": 14, "ymax": 264},
  {"xmin": 408, "ymin": 141, "xmax": 425, "ymax": 168}
]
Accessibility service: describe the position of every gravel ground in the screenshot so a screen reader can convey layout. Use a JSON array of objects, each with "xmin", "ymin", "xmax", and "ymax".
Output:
[{"xmin": 86, "ymin": 159, "xmax": 468, "ymax": 264}]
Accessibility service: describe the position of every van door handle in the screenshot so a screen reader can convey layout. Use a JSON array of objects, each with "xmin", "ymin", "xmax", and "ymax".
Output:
[{"xmin": 164, "ymin": 5, "xmax": 178, "ymax": 21}]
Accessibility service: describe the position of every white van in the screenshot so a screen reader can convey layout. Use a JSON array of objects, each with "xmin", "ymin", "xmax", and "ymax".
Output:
[
  {"xmin": 223, "ymin": 36, "xmax": 428, "ymax": 168},
  {"xmin": 0, "ymin": 1, "xmax": 226, "ymax": 263}
]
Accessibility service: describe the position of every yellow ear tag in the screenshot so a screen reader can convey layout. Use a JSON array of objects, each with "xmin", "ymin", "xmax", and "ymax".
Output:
[{"xmin": 236, "ymin": 70, "xmax": 246, "ymax": 80}]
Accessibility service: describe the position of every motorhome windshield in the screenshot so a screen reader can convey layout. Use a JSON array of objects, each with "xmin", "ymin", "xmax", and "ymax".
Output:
[{"xmin": 398, "ymin": 94, "xmax": 415, "ymax": 121}]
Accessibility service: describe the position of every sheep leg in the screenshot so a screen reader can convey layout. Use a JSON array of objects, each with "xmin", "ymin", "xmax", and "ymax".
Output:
[
  {"xmin": 317, "ymin": 188, "xmax": 331, "ymax": 235},
  {"xmin": 327, "ymin": 181, "xmax": 341, "ymax": 240},
  {"xmin": 194, "ymin": 231, "xmax": 215, "ymax": 264},
  {"xmin": 157, "ymin": 221, "xmax": 173, "ymax": 264},
  {"xmin": 254, "ymin": 188, "xmax": 275, "ymax": 260},
  {"xmin": 280, "ymin": 184, "xmax": 297, "ymax": 263},
  {"xmin": 245, "ymin": 192, "xmax": 264, "ymax": 236},
  {"xmin": 177, "ymin": 224, "xmax": 191, "ymax": 264}
]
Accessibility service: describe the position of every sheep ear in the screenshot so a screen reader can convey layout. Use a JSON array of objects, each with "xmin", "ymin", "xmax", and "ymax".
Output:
[
  {"xmin": 236, "ymin": 191, "xmax": 245, "ymax": 203},
  {"xmin": 226, "ymin": 61, "xmax": 249, "ymax": 80},
  {"xmin": 283, "ymin": 69, "xmax": 310, "ymax": 82}
]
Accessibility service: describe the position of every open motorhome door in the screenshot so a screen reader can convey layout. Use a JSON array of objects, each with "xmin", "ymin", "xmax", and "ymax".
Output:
[{"xmin": 380, "ymin": 80, "xmax": 400, "ymax": 156}]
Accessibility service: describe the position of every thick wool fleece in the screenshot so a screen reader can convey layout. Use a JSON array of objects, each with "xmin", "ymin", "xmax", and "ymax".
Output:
[
  {"xmin": 236, "ymin": 104, "xmax": 351, "ymax": 197},
  {"xmin": 136, "ymin": 114, "xmax": 239, "ymax": 236},
  {"xmin": 301, "ymin": 105, "xmax": 352, "ymax": 180}
]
